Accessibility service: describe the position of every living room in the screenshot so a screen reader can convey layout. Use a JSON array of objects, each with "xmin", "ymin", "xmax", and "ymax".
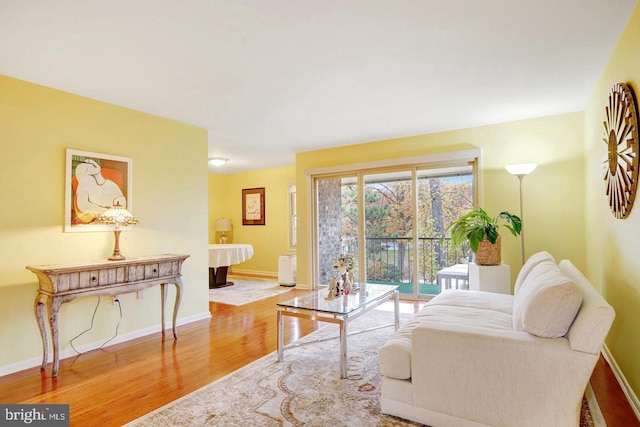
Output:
[{"xmin": 2, "ymin": 1, "xmax": 640, "ymax": 425}]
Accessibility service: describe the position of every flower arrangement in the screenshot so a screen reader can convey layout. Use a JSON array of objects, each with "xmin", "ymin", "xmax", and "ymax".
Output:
[
  {"xmin": 333, "ymin": 253, "xmax": 355, "ymax": 276},
  {"xmin": 326, "ymin": 253, "xmax": 357, "ymax": 300}
]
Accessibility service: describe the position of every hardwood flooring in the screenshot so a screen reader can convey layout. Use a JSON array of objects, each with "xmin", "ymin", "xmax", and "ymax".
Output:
[{"xmin": 0, "ymin": 287, "xmax": 637, "ymax": 426}]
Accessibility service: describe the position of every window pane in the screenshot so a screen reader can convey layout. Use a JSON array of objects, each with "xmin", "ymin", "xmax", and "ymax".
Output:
[
  {"xmin": 417, "ymin": 167, "xmax": 473, "ymax": 296},
  {"xmin": 363, "ymin": 171, "xmax": 413, "ymax": 289}
]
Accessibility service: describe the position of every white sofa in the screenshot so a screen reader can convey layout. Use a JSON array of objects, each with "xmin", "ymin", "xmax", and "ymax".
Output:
[{"xmin": 379, "ymin": 252, "xmax": 615, "ymax": 427}]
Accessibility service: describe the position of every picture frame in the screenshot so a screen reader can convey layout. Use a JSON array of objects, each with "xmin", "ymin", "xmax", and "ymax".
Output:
[
  {"xmin": 242, "ymin": 187, "xmax": 265, "ymax": 225},
  {"xmin": 64, "ymin": 149, "xmax": 133, "ymax": 232}
]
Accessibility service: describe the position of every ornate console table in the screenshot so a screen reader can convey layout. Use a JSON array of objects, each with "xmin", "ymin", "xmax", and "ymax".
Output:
[{"xmin": 26, "ymin": 254, "xmax": 189, "ymax": 377}]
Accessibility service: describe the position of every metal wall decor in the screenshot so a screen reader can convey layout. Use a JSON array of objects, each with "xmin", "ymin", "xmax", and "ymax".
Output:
[{"xmin": 603, "ymin": 83, "xmax": 639, "ymax": 219}]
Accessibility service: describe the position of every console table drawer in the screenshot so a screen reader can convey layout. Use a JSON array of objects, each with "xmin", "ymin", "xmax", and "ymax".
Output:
[
  {"xmin": 79, "ymin": 270, "xmax": 101, "ymax": 288},
  {"xmin": 145, "ymin": 263, "xmax": 160, "ymax": 279},
  {"xmin": 53, "ymin": 269, "xmax": 120, "ymax": 291},
  {"xmin": 159, "ymin": 261, "xmax": 178, "ymax": 276},
  {"xmin": 129, "ymin": 265, "xmax": 145, "ymax": 281},
  {"xmin": 53, "ymin": 273, "xmax": 79, "ymax": 292}
]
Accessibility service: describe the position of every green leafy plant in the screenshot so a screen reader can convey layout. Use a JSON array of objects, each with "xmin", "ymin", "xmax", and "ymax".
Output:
[{"xmin": 444, "ymin": 207, "xmax": 522, "ymax": 253}]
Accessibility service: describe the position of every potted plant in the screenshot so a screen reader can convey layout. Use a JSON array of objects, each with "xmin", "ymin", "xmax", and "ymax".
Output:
[{"xmin": 445, "ymin": 207, "xmax": 521, "ymax": 265}]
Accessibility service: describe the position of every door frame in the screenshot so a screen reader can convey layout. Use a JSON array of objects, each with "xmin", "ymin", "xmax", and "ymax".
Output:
[{"xmin": 305, "ymin": 149, "xmax": 482, "ymax": 290}]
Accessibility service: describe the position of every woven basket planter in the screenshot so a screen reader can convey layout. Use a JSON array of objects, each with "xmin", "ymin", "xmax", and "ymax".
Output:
[{"xmin": 475, "ymin": 235, "xmax": 501, "ymax": 265}]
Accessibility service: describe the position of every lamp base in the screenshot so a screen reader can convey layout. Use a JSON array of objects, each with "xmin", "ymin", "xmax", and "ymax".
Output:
[{"xmin": 107, "ymin": 229, "xmax": 126, "ymax": 261}]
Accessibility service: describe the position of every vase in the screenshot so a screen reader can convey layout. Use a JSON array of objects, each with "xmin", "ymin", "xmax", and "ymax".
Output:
[
  {"xmin": 475, "ymin": 235, "xmax": 501, "ymax": 265},
  {"xmin": 342, "ymin": 273, "xmax": 352, "ymax": 295},
  {"xmin": 348, "ymin": 271, "xmax": 359, "ymax": 292}
]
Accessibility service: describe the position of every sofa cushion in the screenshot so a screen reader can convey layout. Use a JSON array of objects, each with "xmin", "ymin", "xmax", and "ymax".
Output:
[
  {"xmin": 559, "ymin": 260, "xmax": 616, "ymax": 354},
  {"xmin": 514, "ymin": 251, "xmax": 555, "ymax": 295},
  {"xmin": 513, "ymin": 260, "xmax": 583, "ymax": 338},
  {"xmin": 379, "ymin": 304, "xmax": 512, "ymax": 379},
  {"xmin": 428, "ymin": 289, "xmax": 514, "ymax": 314}
]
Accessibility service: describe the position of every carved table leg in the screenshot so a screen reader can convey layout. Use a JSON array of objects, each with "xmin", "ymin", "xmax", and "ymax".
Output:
[
  {"xmin": 172, "ymin": 278, "xmax": 183, "ymax": 339},
  {"xmin": 160, "ymin": 282, "xmax": 182, "ymax": 339},
  {"xmin": 50, "ymin": 297, "xmax": 63, "ymax": 377},
  {"xmin": 33, "ymin": 293, "xmax": 50, "ymax": 372},
  {"xmin": 160, "ymin": 283, "xmax": 167, "ymax": 335}
]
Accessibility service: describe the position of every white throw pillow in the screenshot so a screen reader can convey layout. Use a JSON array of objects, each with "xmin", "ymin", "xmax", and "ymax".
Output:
[
  {"xmin": 514, "ymin": 251, "xmax": 555, "ymax": 295},
  {"xmin": 513, "ymin": 261, "xmax": 583, "ymax": 338}
]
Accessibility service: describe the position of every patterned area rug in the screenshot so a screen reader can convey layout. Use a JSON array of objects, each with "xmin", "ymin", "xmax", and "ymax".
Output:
[
  {"xmin": 126, "ymin": 309, "xmax": 601, "ymax": 427},
  {"xmin": 208, "ymin": 276, "xmax": 292, "ymax": 305}
]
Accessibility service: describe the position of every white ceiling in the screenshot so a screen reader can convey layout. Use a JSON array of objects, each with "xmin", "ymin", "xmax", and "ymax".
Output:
[{"xmin": 1, "ymin": 1, "xmax": 636, "ymax": 174}]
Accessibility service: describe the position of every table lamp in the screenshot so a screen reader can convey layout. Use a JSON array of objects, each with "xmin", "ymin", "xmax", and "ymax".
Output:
[
  {"xmin": 96, "ymin": 204, "xmax": 139, "ymax": 260},
  {"xmin": 216, "ymin": 218, "xmax": 232, "ymax": 244}
]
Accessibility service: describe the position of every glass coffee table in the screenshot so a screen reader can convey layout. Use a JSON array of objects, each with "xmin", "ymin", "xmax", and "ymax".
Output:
[{"xmin": 276, "ymin": 283, "xmax": 399, "ymax": 378}]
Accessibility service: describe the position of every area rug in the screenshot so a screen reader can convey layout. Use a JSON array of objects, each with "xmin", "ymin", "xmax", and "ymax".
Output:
[
  {"xmin": 208, "ymin": 276, "xmax": 292, "ymax": 305},
  {"xmin": 125, "ymin": 309, "xmax": 601, "ymax": 427}
]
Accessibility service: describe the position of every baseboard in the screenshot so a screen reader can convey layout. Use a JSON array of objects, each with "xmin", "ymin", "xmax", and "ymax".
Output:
[
  {"xmin": 0, "ymin": 311, "xmax": 211, "ymax": 377},
  {"xmin": 602, "ymin": 344, "xmax": 640, "ymax": 420},
  {"xmin": 230, "ymin": 268, "xmax": 277, "ymax": 279},
  {"xmin": 229, "ymin": 271, "xmax": 311, "ymax": 289}
]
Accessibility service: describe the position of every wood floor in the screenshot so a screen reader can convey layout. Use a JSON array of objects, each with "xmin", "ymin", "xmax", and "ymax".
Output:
[{"xmin": 0, "ymin": 287, "xmax": 637, "ymax": 426}]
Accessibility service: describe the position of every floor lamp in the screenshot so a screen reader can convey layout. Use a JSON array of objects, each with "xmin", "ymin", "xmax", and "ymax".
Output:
[{"xmin": 505, "ymin": 163, "xmax": 537, "ymax": 265}]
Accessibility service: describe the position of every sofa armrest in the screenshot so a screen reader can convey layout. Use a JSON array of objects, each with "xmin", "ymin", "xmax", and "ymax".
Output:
[{"xmin": 410, "ymin": 320, "xmax": 598, "ymax": 426}]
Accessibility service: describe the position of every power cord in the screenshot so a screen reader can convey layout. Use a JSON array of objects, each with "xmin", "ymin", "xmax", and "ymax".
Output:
[{"xmin": 70, "ymin": 296, "xmax": 123, "ymax": 355}]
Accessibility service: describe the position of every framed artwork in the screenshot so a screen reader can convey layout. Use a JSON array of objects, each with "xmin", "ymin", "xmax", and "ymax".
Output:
[
  {"xmin": 242, "ymin": 187, "xmax": 265, "ymax": 225},
  {"xmin": 64, "ymin": 149, "xmax": 133, "ymax": 232}
]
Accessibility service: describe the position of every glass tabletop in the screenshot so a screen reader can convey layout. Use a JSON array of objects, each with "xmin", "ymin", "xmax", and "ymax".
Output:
[{"xmin": 277, "ymin": 283, "xmax": 398, "ymax": 315}]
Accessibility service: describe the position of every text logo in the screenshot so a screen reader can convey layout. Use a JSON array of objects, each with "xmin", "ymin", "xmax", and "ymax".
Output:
[{"xmin": 1, "ymin": 405, "xmax": 69, "ymax": 426}]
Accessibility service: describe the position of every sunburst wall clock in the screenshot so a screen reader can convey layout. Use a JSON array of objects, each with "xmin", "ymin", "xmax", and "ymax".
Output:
[{"xmin": 603, "ymin": 82, "xmax": 639, "ymax": 219}]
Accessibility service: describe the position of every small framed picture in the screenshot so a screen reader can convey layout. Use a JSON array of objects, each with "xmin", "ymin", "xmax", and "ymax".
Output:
[
  {"xmin": 64, "ymin": 149, "xmax": 133, "ymax": 232},
  {"xmin": 242, "ymin": 187, "xmax": 265, "ymax": 225}
]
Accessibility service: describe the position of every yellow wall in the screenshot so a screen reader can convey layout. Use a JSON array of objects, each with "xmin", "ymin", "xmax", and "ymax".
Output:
[
  {"xmin": 0, "ymin": 75, "xmax": 210, "ymax": 370},
  {"xmin": 296, "ymin": 112, "xmax": 586, "ymax": 289},
  {"xmin": 584, "ymin": 2, "xmax": 640, "ymax": 401},
  {"xmin": 208, "ymin": 164, "xmax": 296, "ymax": 276}
]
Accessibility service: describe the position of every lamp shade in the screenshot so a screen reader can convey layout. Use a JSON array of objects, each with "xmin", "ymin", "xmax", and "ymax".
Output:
[
  {"xmin": 215, "ymin": 218, "xmax": 232, "ymax": 232},
  {"xmin": 96, "ymin": 205, "xmax": 138, "ymax": 227},
  {"xmin": 505, "ymin": 163, "xmax": 537, "ymax": 176}
]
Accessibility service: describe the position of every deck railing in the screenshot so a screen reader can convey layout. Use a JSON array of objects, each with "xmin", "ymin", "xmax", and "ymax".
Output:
[{"xmin": 361, "ymin": 237, "xmax": 470, "ymax": 285}]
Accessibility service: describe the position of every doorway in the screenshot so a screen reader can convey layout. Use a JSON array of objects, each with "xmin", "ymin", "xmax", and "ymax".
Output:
[{"xmin": 311, "ymin": 154, "xmax": 478, "ymax": 299}]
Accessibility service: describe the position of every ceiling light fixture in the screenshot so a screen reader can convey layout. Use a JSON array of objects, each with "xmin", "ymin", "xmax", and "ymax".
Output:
[{"xmin": 208, "ymin": 157, "xmax": 228, "ymax": 167}]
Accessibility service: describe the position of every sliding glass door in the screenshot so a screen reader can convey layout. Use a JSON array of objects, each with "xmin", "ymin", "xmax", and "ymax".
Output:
[
  {"xmin": 312, "ymin": 156, "xmax": 476, "ymax": 299},
  {"xmin": 363, "ymin": 170, "xmax": 414, "ymax": 293},
  {"xmin": 415, "ymin": 167, "xmax": 473, "ymax": 297}
]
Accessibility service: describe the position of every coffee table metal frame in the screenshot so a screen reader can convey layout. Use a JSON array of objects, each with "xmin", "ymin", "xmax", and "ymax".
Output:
[{"xmin": 276, "ymin": 283, "xmax": 399, "ymax": 378}]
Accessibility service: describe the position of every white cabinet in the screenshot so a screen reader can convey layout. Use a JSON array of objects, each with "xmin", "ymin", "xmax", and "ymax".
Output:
[
  {"xmin": 468, "ymin": 263, "xmax": 511, "ymax": 294},
  {"xmin": 278, "ymin": 254, "xmax": 297, "ymax": 287}
]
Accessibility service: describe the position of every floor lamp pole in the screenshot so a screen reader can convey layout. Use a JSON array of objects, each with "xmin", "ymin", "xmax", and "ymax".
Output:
[
  {"xmin": 517, "ymin": 174, "xmax": 525, "ymax": 266},
  {"xmin": 505, "ymin": 163, "xmax": 537, "ymax": 267}
]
